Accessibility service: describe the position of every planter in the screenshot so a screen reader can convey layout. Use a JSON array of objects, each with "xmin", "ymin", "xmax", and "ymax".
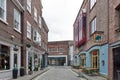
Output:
[
  {"xmin": 20, "ymin": 67, "xmax": 24, "ymax": 76},
  {"xmin": 28, "ymin": 71, "xmax": 33, "ymax": 75},
  {"xmin": 26, "ymin": 43, "xmax": 31, "ymax": 48},
  {"xmin": 12, "ymin": 68, "xmax": 18, "ymax": 79},
  {"xmin": 13, "ymin": 47, "xmax": 18, "ymax": 51}
]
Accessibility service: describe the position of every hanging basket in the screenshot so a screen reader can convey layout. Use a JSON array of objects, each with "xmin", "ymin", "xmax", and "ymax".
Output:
[
  {"xmin": 26, "ymin": 43, "xmax": 31, "ymax": 48},
  {"xmin": 13, "ymin": 47, "xmax": 18, "ymax": 51}
]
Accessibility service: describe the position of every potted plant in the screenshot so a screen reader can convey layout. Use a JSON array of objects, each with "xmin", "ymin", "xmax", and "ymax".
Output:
[
  {"xmin": 20, "ymin": 67, "xmax": 24, "ymax": 76},
  {"xmin": 12, "ymin": 67, "xmax": 18, "ymax": 79},
  {"xmin": 28, "ymin": 57, "xmax": 33, "ymax": 75}
]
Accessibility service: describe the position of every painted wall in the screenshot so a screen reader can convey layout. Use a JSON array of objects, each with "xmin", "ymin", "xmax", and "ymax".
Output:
[
  {"xmin": 79, "ymin": 44, "xmax": 108, "ymax": 76},
  {"xmin": 99, "ymin": 44, "xmax": 108, "ymax": 76}
]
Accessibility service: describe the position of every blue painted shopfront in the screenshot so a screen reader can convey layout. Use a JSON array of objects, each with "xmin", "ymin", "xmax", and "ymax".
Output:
[{"xmin": 79, "ymin": 44, "xmax": 108, "ymax": 76}]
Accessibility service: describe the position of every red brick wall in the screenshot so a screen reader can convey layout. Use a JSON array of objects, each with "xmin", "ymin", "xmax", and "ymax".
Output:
[
  {"xmin": 108, "ymin": 0, "xmax": 120, "ymax": 80},
  {"xmin": 0, "ymin": 0, "xmax": 22, "ymax": 44},
  {"xmin": 48, "ymin": 41, "xmax": 71, "ymax": 64},
  {"xmin": 21, "ymin": 0, "xmax": 48, "ymax": 71}
]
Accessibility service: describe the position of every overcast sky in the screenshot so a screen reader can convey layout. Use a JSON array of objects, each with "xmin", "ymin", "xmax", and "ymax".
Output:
[{"xmin": 42, "ymin": 0, "xmax": 83, "ymax": 41}]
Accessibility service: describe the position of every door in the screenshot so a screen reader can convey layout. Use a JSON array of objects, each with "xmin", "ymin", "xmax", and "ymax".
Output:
[{"xmin": 113, "ymin": 47, "xmax": 120, "ymax": 80}]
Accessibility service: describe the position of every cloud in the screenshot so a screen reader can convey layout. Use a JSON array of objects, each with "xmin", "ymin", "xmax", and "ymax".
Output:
[{"xmin": 42, "ymin": 0, "xmax": 83, "ymax": 41}]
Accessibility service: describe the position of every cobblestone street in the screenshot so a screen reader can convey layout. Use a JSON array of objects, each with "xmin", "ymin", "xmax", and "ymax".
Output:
[{"xmin": 33, "ymin": 66, "xmax": 86, "ymax": 80}]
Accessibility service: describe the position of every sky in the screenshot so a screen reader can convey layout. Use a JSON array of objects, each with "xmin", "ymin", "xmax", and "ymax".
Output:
[{"xmin": 42, "ymin": 0, "xmax": 83, "ymax": 41}]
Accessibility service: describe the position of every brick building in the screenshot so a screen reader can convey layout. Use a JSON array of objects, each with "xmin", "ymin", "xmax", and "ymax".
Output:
[
  {"xmin": 73, "ymin": 0, "xmax": 109, "ymax": 78},
  {"xmin": 108, "ymin": 0, "xmax": 120, "ymax": 80},
  {"xmin": 0, "ymin": 0, "xmax": 24, "ymax": 79},
  {"xmin": 21, "ymin": 0, "xmax": 49, "ymax": 75},
  {"xmin": 48, "ymin": 41, "xmax": 73, "ymax": 66},
  {"xmin": 0, "ymin": 0, "xmax": 49, "ymax": 79}
]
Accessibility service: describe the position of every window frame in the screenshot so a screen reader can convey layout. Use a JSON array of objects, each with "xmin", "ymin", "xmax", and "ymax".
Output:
[
  {"xmin": 33, "ymin": 30, "xmax": 41, "ymax": 43},
  {"xmin": 27, "ymin": 21, "xmax": 31, "ymax": 39},
  {"xmin": 39, "ymin": 16, "xmax": 42, "ymax": 28},
  {"xmin": 27, "ymin": 0, "xmax": 31, "ymax": 13},
  {"xmin": 14, "ymin": 9, "xmax": 21, "ymax": 33},
  {"xmin": 34, "ymin": 7, "xmax": 37, "ymax": 22},
  {"xmin": 90, "ymin": 0, "xmax": 96, "ymax": 9},
  {"xmin": 91, "ymin": 50, "xmax": 99, "ymax": 69},
  {"xmin": 80, "ymin": 54, "xmax": 86, "ymax": 68},
  {"xmin": 0, "ymin": 0, "xmax": 6, "ymax": 21},
  {"xmin": 90, "ymin": 17, "xmax": 96, "ymax": 35}
]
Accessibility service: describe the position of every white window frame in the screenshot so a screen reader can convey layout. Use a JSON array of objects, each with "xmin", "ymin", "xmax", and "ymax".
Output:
[
  {"xmin": 27, "ymin": 0, "xmax": 31, "ymax": 13},
  {"xmin": 27, "ymin": 21, "xmax": 31, "ymax": 39},
  {"xmin": 14, "ymin": 9, "xmax": 21, "ymax": 32},
  {"xmin": 90, "ymin": 0, "xmax": 96, "ymax": 9},
  {"xmin": 33, "ymin": 30, "xmax": 37, "ymax": 41},
  {"xmin": 33, "ymin": 30, "xmax": 41, "ymax": 43},
  {"xmin": 0, "ymin": 0, "xmax": 6, "ymax": 21},
  {"xmin": 90, "ymin": 17, "xmax": 96, "ymax": 34},
  {"xmin": 34, "ymin": 7, "xmax": 37, "ymax": 22},
  {"xmin": 39, "ymin": 16, "xmax": 42, "ymax": 28}
]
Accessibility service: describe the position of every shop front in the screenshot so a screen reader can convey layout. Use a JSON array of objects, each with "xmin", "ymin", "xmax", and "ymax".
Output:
[
  {"xmin": 78, "ymin": 44, "xmax": 108, "ymax": 77},
  {"xmin": 48, "ymin": 55, "xmax": 67, "ymax": 66},
  {"xmin": 26, "ymin": 47, "xmax": 42, "ymax": 75},
  {"xmin": 0, "ymin": 40, "xmax": 21, "ymax": 79}
]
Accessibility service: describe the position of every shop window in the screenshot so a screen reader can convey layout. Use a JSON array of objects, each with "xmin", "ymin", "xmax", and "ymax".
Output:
[
  {"xmin": 91, "ymin": 50, "xmax": 99, "ymax": 69},
  {"xmin": 80, "ymin": 54, "xmax": 86, "ymax": 68},
  {"xmin": 0, "ymin": 45, "xmax": 10, "ymax": 70}
]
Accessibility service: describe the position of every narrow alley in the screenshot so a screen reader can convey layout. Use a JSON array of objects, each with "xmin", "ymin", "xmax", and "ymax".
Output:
[{"xmin": 33, "ymin": 66, "xmax": 86, "ymax": 80}]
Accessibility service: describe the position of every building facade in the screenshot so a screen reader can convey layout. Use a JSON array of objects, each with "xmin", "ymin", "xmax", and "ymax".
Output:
[
  {"xmin": 108, "ymin": 0, "xmax": 120, "ymax": 80},
  {"xmin": 73, "ymin": 0, "xmax": 109, "ymax": 78},
  {"xmin": 0, "ymin": 0, "xmax": 24, "ymax": 79},
  {"xmin": 21, "ymin": 0, "xmax": 49, "ymax": 75},
  {"xmin": 48, "ymin": 41, "xmax": 73, "ymax": 66},
  {"xmin": 0, "ymin": 0, "xmax": 49, "ymax": 79}
]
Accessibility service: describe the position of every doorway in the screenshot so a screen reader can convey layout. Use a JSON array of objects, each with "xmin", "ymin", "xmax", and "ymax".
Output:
[{"xmin": 113, "ymin": 47, "xmax": 120, "ymax": 80}]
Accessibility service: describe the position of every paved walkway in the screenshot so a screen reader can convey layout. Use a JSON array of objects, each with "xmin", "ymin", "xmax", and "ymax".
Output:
[
  {"xmin": 72, "ymin": 68, "xmax": 108, "ymax": 80},
  {"xmin": 33, "ymin": 66, "xmax": 86, "ymax": 80},
  {"xmin": 11, "ymin": 68, "xmax": 49, "ymax": 80}
]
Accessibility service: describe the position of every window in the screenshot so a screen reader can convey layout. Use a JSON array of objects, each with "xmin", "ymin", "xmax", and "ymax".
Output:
[
  {"xmin": 0, "ymin": 45, "xmax": 10, "ymax": 70},
  {"xmin": 58, "ymin": 48, "xmax": 64, "ymax": 52},
  {"xmin": 39, "ymin": 16, "xmax": 42, "ymax": 28},
  {"xmin": 14, "ymin": 9, "xmax": 21, "ymax": 32},
  {"xmin": 27, "ymin": 0, "xmax": 31, "ymax": 13},
  {"xmin": 34, "ymin": 7, "xmax": 37, "ymax": 22},
  {"xmin": 80, "ymin": 54, "xmax": 86, "ymax": 68},
  {"xmin": 33, "ymin": 30, "xmax": 41, "ymax": 43},
  {"xmin": 90, "ymin": 17, "xmax": 96, "ymax": 34},
  {"xmin": 48, "ymin": 48, "xmax": 56, "ymax": 52},
  {"xmin": 0, "ymin": 0, "xmax": 6, "ymax": 21},
  {"xmin": 91, "ymin": 50, "xmax": 99, "ymax": 69},
  {"xmin": 27, "ymin": 21, "xmax": 31, "ymax": 39},
  {"xmin": 90, "ymin": 0, "xmax": 96, "ymax": 9}
]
